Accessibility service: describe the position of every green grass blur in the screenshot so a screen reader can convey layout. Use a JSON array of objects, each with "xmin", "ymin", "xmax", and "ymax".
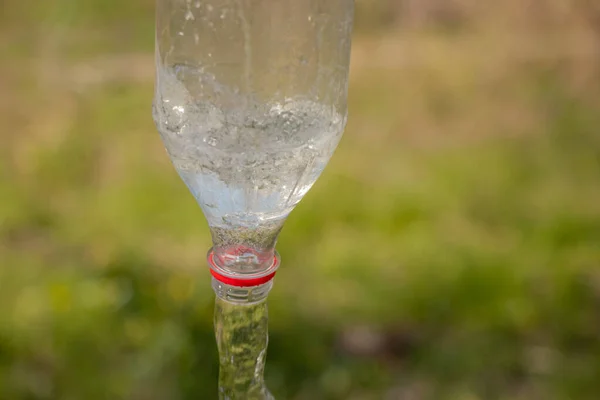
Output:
[{"xmin": 2, "ymin": 0, "xmax": 600, "ymax": 399}]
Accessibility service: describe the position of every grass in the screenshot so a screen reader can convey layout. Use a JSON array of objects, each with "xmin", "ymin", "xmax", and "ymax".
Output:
[{"xmin": 1, "ymin": 0, "xmax": 600, "ymax": 399}]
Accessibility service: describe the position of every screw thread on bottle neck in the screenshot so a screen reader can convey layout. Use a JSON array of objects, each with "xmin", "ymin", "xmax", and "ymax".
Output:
[{"xmin": 211, "ymin": 278, "xmax": 274, "ymax": 304}]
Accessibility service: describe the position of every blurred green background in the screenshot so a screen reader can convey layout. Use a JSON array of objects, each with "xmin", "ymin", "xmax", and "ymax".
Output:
[{"xmin": 2, "ymin": 0, "xmax": 600, "ymax": 399}]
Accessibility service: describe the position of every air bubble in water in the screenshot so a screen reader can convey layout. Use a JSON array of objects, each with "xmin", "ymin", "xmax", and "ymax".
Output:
[{"xmin": 205, "ymin": 136, "xmax": 218, "ymax": 147}]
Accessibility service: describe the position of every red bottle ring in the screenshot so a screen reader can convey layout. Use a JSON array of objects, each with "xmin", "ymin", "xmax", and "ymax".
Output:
[
  {"xmin": 209, "ymin": 268, "xmax": 277, "ymax": 287},
  {"xmin": 207, "ymin": 251, "xmax": 279, "ymax": 287}
]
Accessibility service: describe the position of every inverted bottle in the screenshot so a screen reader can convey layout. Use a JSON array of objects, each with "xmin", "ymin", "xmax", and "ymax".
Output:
[{"xmin": 153, "ymin": 0, "xmax": 354, "ymax": 277}]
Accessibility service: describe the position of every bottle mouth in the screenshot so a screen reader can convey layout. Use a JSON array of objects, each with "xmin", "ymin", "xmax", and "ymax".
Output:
[{"xmin": 207, "ymin": 246, "xmax": 280, "ymax": 287}]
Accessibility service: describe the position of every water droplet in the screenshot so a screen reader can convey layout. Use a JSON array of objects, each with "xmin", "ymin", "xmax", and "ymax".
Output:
[
  {"xmin": 205, "ymin": 136, "xmax": 218, "ymax": 147},
  {"xmin": 208, "ymin": 52, "xmax": 212, "ymax": 57},
  {"xmin": 220, "ymin": 10, "xmax": 227, "ymax": 19},
  {"xmin": 185, "ymin": 10, "xmax": 195, "ymax": 20},
  {"xmin": 194, "ymin": 1, "xmax": 201, "ymax": 8},
  {"xmin": 207, "ymin": 4, "xmax": 213, "ymax": 12},
  {"xmin": 194, "ymin": 33, "xmax": 200, "ymax": 44},
  {"xmin": 178, "ymin": 31, "xmax": 184, "ymax": 36},
  {"xmin": 308, "ymin": 15, "xmax": 312, "ymax": 22}
]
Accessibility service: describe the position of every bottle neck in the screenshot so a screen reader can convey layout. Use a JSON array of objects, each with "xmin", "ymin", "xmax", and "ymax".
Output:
[
  {"xmin": 209, "ymin": 217, "xmax": 285, "ymax": 275},
  {"xmin": 211, "ymin": 278, "xmax": 274, "ymax": 304},
  {"xmin": 208, "ymin": 248, "xmax": 281, "ymax": 293},
  {"xmin": 213, "ymin": 279, "xmax": 274, "ymax": 400}
]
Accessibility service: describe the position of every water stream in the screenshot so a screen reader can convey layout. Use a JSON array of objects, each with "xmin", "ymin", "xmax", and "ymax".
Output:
[{"xmin": 213, "ymin": 280, "xmax": 274, "ymax": 399}]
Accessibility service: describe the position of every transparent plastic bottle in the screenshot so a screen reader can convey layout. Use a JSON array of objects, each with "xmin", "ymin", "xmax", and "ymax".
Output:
[
  {"xmin": 153, "ymin": 0, "xmax": 354, "ymax": 277},
  {"xmin": 153, "ymin": 1, "xmax": 354, "ymax": 398}
]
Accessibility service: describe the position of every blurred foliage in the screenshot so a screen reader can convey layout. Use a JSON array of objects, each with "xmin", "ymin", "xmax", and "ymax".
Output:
[{"xmin": 1, "ymin": 0, "xmax": 600, "ymax": 399}]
